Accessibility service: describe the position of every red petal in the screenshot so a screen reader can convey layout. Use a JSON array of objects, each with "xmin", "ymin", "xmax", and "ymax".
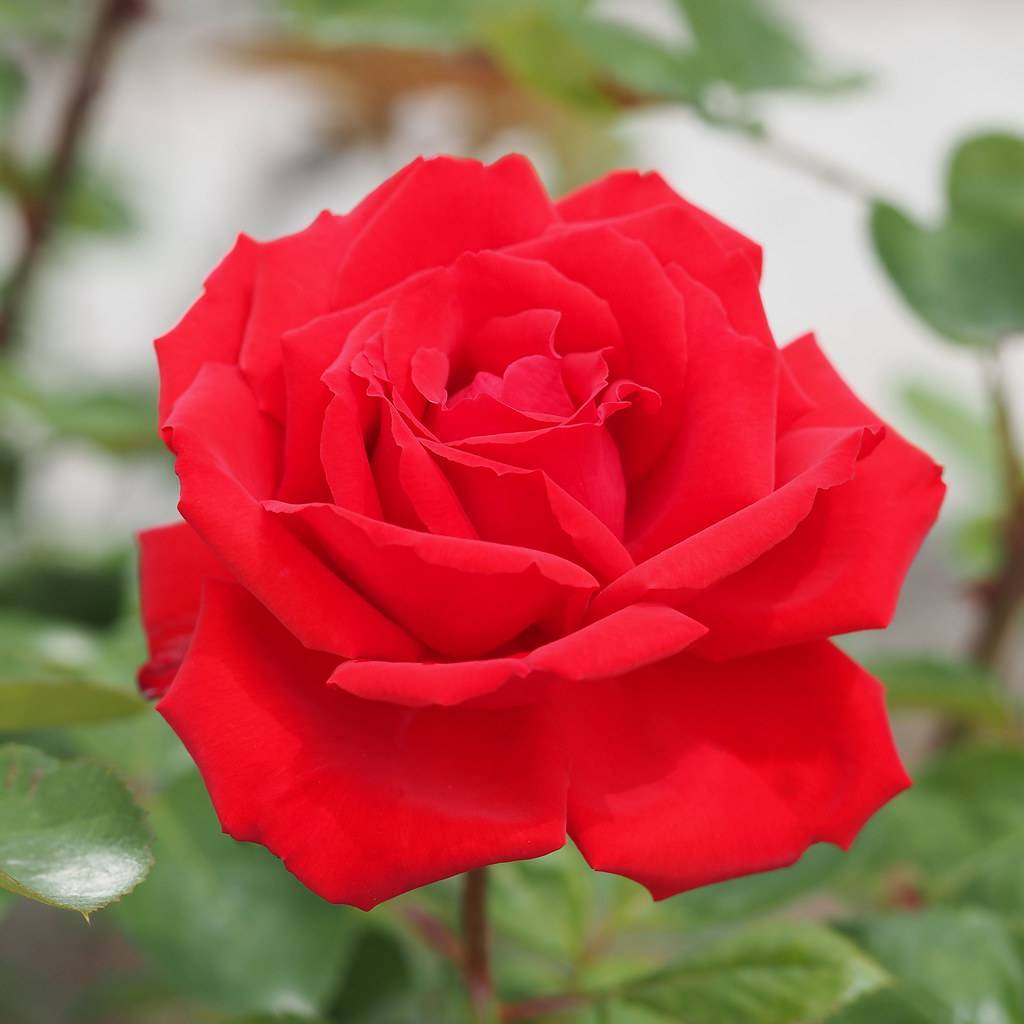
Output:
[
  {"xmin": 510, "ymin": 227, "xmax": 686, "ymax": 480},
  {"xmin": 556, "ymin": 169, "xmax": 762, "ymax": 278},
  {"xmin": 265, "ymin": 499, "xmax": 598, "ymax": 658},
  {"xmin": 626, "ymin": 267, "xmax": 778, "ymax": 560},
  {"xmin": 687, "ymin": 336, "xmax": 946, "ymax": 658},
  {"xmin": 593, "ymin": 423, "xmax": 876, "ymax": 619},
  {"xmin": 421, "ymin": 440, "xmax": 633, "ymax": 582},
  {"xmin": 157, "ymin": 160, "xmax": 419, "ymax": 428},
  {"xmin": 137, "ymin": 522, "xmax": 225, "ymax": 698},
  {"xmin": 457, "ymin": 423, "xmax": 627, "ymax": 539},
  {"xmin": 155, "ymin": 234, "xmax": 257, "ymax": 425},
  {"xmin": 165, "ymin": 364, "xmax": 421, "ymax": 659},
  {"xmin": 329, "ymin": 603, "xmax": 706, "ymax": 708},
  {"xmin": 566, "ymin": 642, "xmax": 909, "ymax": 899},
  {"xmin": 159, "ymin": 580, "xmax": 568, "ymax": 908},
  {"xmin": 333, "ymin": 155, "xmax": 556, "ymax": 307},
  {"xmin": 372, "ymin": 402, "xmax": 477, "ymax": 537}
]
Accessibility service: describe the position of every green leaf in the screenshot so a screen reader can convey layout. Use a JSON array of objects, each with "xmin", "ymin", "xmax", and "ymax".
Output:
[
  {"xmin": 948, "ymin": 132, "xmax": 1024, "ymax": 225},
  {"xmin": 0, "ymin": 54, "xmax": 25, "ymax": 127},
  {"xmin": 899, "ymin": 380, "xmax": 997, "ymax": 486},
  {"xmin": 476, "ymin": 3, "xmax": 613, "ymax": 111},
  {"xmin": 870, "ymin": 131, "xmax": 1024, "ymax": 346},
  {"xmin": 0, "ymin": 743, "xmax": 152, "ymax": 914},
  {"xmin": 0, "ymin": 616, "xmax": 145, "ymax": 730},
  {"xmin": 329, "ymin": 926, "xmax": 414, "ymax": 1021},
  {"xmin": 59, "ymin": 166, "xmax": 135, "ymax": 235},
  {"xmin": 827, "ymin": 986, "xmax": 948, "ymax": 1023},
  {"xmin": 609, "ymin": 922, "xmax": 888, "ymax": 1023},
  {"xmin": 870, "ymin": 655, "xmax": 1016, "ymax": 727},
  {"xmin": 673, "ymin": 0, "xmax": 860, "ymax": 95},
  {"xmin": 280, "ymin": 0, "xmax": 479, "ymax": 48},
  {"xmin": 842, "ymin": 909, "xmax": 1024, "ymax": 1024},
  {"xmin": 112, "ymin": 771, "xmax": 356, "ymax": 1015},
  {"xmin": 0, "ymin": 551, "xmax": 127, "ymax": 628}
]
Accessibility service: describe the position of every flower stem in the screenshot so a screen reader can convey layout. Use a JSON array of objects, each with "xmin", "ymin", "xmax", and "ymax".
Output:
[
  {"xmin": 971, "ymin": 346, "xmax": 1024, "ymax": 669},
  {"xmin": 461, "ymin": 868, "xmax": 499, "ymax": 1022}
]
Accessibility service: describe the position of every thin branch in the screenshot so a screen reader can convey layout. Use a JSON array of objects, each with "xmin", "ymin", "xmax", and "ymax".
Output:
[
  {"xmin": 970, "ymin": 346, "xmax": 1024, "ymax": 668},
  {"xmin": 0, "ymin": 0, "xmax": 145, "ymax": 348},
  {"xmin": 461, "ymin": 868, "xmax": 498, "ymax": 1023}
]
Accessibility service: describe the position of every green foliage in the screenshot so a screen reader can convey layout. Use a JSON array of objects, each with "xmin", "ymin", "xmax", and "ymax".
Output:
[
  {"xmin": 672, "ymin": 0, "xmax": 861, "ymax": 97},
  {"xmin": 841, "ymin": 909, "xmax": 1024, "ymax": 1023},
  {"xmin": 0, "ymin": 368, "xmax": 160, "ymax": 453},
  {"xmin": 0, "ymin": 160, "xmax": 135, "ymax": 237},
  {"xmin": 0, "ymin": 54, "xmax": 26, "ymax": 127},
  {"xmin": 112, "ymin": 771, "xmax": 357, "ymax": 1016},
  {"xmin": 0, "ymin": 615, "xmax": 145, "ymax": 731},
  {"xmin": 871, "ymin": 132, "xmax": 1024, "ymax": 346},
  {"xmin": 601, "ymin": 922, "xmax": 887, "ymax": 1024},
  {"xmin": 0, "ymin": 743, "xmax": 152, "ymax": 914},
  {"xmin": 279, "ymin": 0, "xmax": 855, "ymax": 116},
  {"xmin": 0, "ymin": 551, "xmax": 128, "ymax": 628},
  {"xmin": 871, "ymin": 655, "xmax": 1017, "ymax": 728}
]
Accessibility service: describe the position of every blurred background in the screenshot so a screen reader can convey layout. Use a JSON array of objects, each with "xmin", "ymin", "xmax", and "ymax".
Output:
[{"xmin": 1, "ymin": 1, "xmax": 1023, "ymax": 1022}]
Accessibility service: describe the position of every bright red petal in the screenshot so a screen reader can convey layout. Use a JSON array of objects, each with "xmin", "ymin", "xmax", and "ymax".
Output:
[
  {"xmin": 165, "ymin": 363, "xmax": 421, "ymax": 660},
  {"xmin": 137, "ymin": 521, "xmax": 225, "ymax": 698},
  {"xmin": 264, "ymin": 498, "xmax": 598, "ymax": 658},
  {"xmin": 566, "ymin": 642, "xmax": 909, "ymax": 899},
  {"xmin": 333, "ymin": 155, "xmax": 556, "ymax": 307},
  {"xmin": 159, "ymin": 580, "xmax": 568, "ymax": 909},
  {"xmin": 687, "ymin": 335, "xmax": 946, "ymax": 658}
]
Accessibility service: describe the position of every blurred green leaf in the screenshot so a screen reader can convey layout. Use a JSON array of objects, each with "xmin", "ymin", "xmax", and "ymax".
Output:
[
  {"xmin": 827, "ymin": 985, "xmax": 949, "ymax": 1023},
  {"xmin": 0, "ymin": 742, "xmax": 152, "ymax": 914},
  {"xmin": 113, "ymin": 771, "xmax": 357, "ymax": 1015},
  {"xmin": 0, "ymin": 551, "xmax": 127, "ymax": 628},
  {"xmin": 606, "ymin": 922, "xmax": 888, "ymax": 1023},
  {"xmin": 477, "ymin": 4, "xmax": 612, "ymax": 111},
  {"xmin": 0, "ymin": 615, "xmax": 145, "ymax": 731},
  {"xmin": 0, "ymin": 54, "xmax": 26, "ymax": 127},
  {"xmin": 0, "ymin": 0, "xmax": 86, "ymax": 43},
  {"xmin": 871, "ymin": 655, "xmax": 1016, "ymax": 727},
  {"xmin": 674, "ymin": 0, "xmax": 861, "ymax": 96},
  {"xmin": 328, "ymin": 925, "xmax": 414, "ymax": 1022},
  {"xmin": 900, "ymin": 380, "xmax": 996, "ymax": 484},
  {"xmin": 280, "ymin": 0, "xmax": 479, "ymax": 48},
  {"xmin": 60, "ymin": 165, "xmax": 135, "ymax": 235},
  {"xmin": 838, "ymin": 744, "xmax": 1024, "ymax": 910},
  {"xmin": 949, "ymin": 132, "xmax": 1024, "ymax": 226},
  {"xmin": 0, "ymin": 366, "xmax": 159, "ymax": 453},
  {"xmin": 871, "ymin": 131, "xmax": 1024, "ymax": 346},
  {"xmin": 842, "ymin": 909, "xmax": 1024, "ymax": 1024}
]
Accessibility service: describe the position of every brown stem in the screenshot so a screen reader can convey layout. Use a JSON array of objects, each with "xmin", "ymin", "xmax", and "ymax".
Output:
[
  {"xmin": 970, "ymin": 349, "xmax": 1024, "ymax": 669},
  {"xmin": 502, "ymin": 993, "xmax": 591, "ymax": 1021},
  {"xmin": 0, "ymin": 0, "xmax": 145, "ymax": 348},
  {"xmin": 461, "ymin": 868, "xmax": 499, "ymax": 1022}
]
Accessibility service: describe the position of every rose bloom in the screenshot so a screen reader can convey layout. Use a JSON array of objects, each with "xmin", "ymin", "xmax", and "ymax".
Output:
[{"xmin": 139, "ymin": 155, "xmax": 943, "ymax": 910}]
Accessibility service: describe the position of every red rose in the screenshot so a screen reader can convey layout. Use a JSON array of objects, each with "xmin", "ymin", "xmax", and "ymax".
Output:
[{"xmin": 139, "ymin": 155, "xmax": 944, "ymax": 910}]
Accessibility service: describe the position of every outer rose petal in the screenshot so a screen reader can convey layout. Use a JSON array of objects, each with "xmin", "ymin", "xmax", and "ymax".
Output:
[
  {"xmin": 333, "ymin": 155, "xmax": 556, "ymax": 307},
  {"xmin": 556, "ymin": 169, "xmax": 763, "ymax": 278},
  {"xmin": 687, "ymin": 335, "xmax": 946, "ymax": 658},
  {"xmin": 159, "ymin": 580, "xmax": 568, "ymax": 909},
  {"xmin": 566, "ymin": 642, "xmax": 909, "ymax": 899},
  {"xmin": 137, "ymin": 522, "xmax": 225, "ymax": 698},
  {"xmin": 166, "ymin": 363, "xmax": 421, "ymax": 660}
]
